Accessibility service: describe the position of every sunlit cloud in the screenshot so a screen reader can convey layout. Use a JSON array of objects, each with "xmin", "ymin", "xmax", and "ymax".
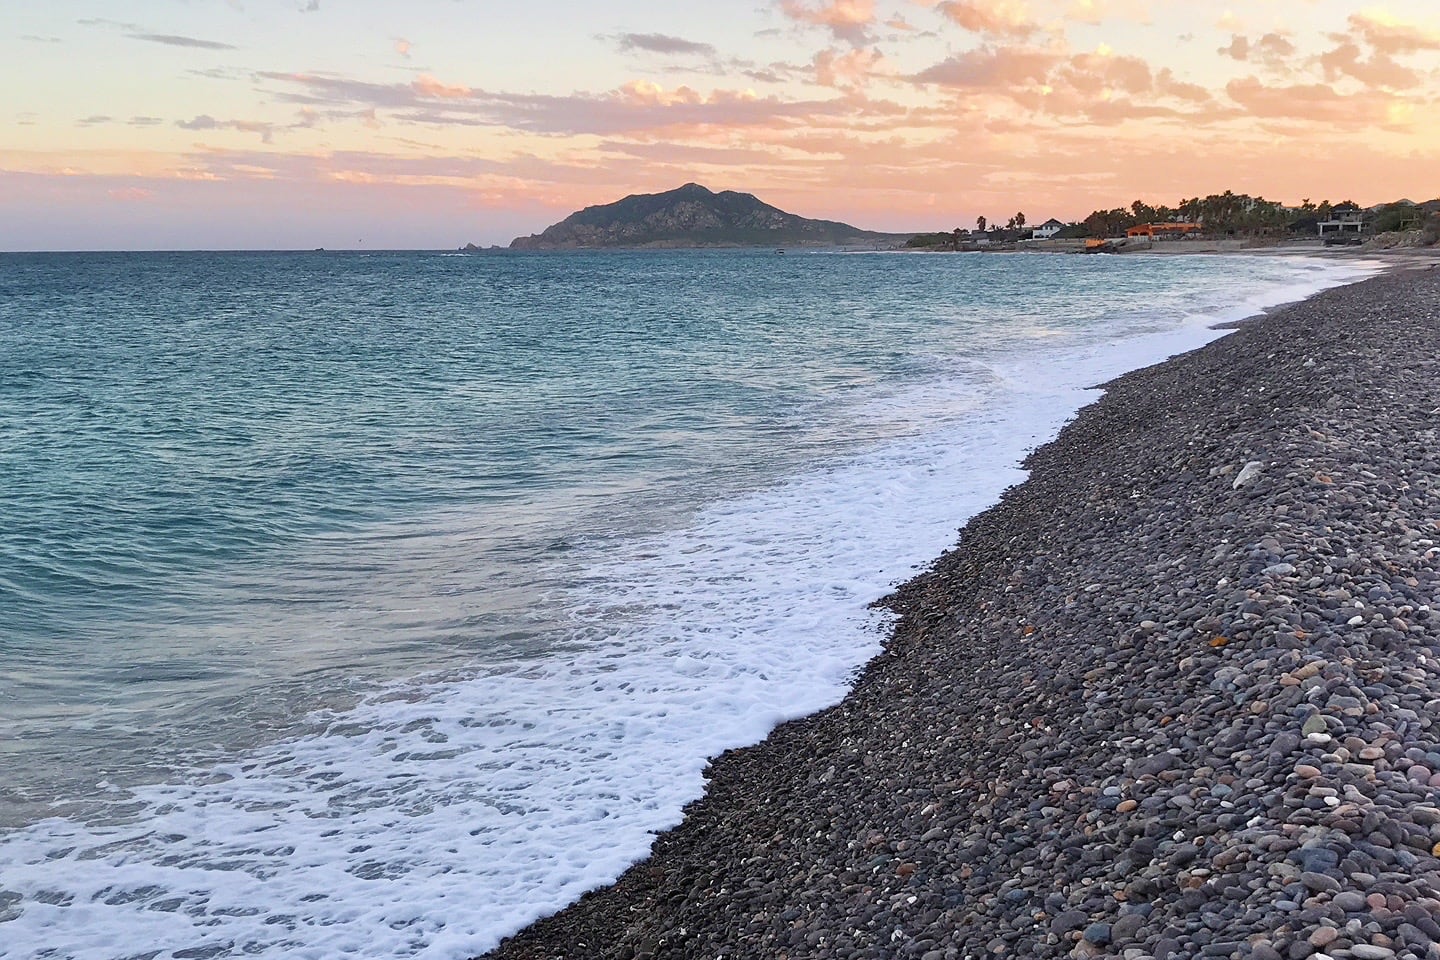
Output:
[
  {"xmin": 9, "ymin": 0, "xmax": 1440, "ymax": 248},
  {"xmin": 257, "ymin": 71, "xmax": 884, "ymax": 136},
  {"xmin": 1318, "ymin": 41, "xmax": 1422, "ymax": 89},
  {"xmin": 812, "ymin": 47, "xmax": 885, "ymax": 89},
  {"xmin": 912, "ymin": 46, "xmax": 1063, "ymax": 88},
  {"xmin": 412, "ymin": 74, "xmax": 473, "ymax": 99},
  {"xmin": 1348, "ymin": 9, "xmax": 1440, "ymax": 54},
  {"xmin": 1219, "ymin": 32, "xmax": 1297, "ymax": 70},
  {"xmin": 778, "ymin": 0, "xmax": 877, "ymax": 46},
  {"xmin": 936, "ymin": 0, "xmax": 1040, "ymax": 38}
]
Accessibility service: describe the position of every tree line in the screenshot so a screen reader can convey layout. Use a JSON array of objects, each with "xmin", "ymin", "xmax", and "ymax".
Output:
[
  {"xmin": 907, "ymin": 193, "xmax": 1435, "ymax": 248},
  {"xmin": 1069, "ymin": 192, "xmax": 1365, "ymax": 238}
]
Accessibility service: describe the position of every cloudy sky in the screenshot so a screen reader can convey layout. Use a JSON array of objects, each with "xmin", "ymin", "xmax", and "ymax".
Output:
[{"xmin": 3, "ymin": 0, "xmax": 1438, "ymax": 249}]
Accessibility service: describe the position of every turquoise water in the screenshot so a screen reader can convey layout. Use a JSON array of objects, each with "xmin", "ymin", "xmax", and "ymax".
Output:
[{"xmin": 0, "ymin": 249, "xmax": 1373, "ymax": 958}]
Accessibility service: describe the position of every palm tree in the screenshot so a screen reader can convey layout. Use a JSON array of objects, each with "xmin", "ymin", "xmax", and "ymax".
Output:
[
  {"xmin": 1015, "ymin": 212, "xmax": 1026, "ymax": 230},
  {"xmin": 976, "ymin": 215, "xmax": 988, "ymax": 234}
]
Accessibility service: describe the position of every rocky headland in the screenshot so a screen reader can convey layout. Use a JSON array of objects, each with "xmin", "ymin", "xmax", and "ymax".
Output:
[
  {"xmin": 484, "ymin": 266, "xmax": 1440, "ymax": 960},
  {"xmin": 508, "ymin": 183, "xmax": 909, "ymax": 250}
]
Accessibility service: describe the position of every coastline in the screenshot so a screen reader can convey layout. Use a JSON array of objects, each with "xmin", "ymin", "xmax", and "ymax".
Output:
[{"xmin": 484, "ymin": 265, "xmax": 1440, "ymax": 959}]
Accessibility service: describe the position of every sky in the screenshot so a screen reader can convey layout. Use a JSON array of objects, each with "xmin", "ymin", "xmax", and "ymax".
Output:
[{"xmin": 2, "ymin": 0, "xmax": 1438, "ymax": 250}]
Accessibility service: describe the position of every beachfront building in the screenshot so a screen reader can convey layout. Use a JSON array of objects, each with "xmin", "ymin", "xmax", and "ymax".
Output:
[
  {"xmin": 1031, "ymin": 218, "xmax": 1066, "ymax": 239},
  {"xmin": 1318, "ymin": 203, "xmax": 1365, "ymax": 237},
  {"xmin": 1126, "ymin": 222, "xmax": 1204, "ymax": 239}
]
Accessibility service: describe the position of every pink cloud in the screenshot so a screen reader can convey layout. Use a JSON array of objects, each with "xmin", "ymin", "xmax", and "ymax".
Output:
[
  {"xmin": 259, "ymin": 71, "xmax": 894, "ymax": 137},
  {"xmin": 812, "ymin": 47, "xmax": 885, "ymax": 89},
  {"xmin": 1318, "ymin": 41, "xmax": 1421, "ymax": 89},
  {"xmin": 936, "ymin": 0, "xmax": 1039, "ymax": 38},
  {"xmin": 413, "ymin": 74, "xmax": 472, "ymax": 99},
  {"xmin": 912, "ymin": 45, "xmax": 1061, "ymax": 87},
  {"xmin": 1224, "ymin": 75, "xmax": 1406, "ymax": 129},
  {"xmin": 778, "ymin": 0, "xmax": 876, "ymax": 46},
  {"xmin": 1218, "ymin": 32, "xmax": 1297, "ymax": 68},
  {"xmin": 1348, "ymin": 10, "xmax": 1440, "ymax": 55}
]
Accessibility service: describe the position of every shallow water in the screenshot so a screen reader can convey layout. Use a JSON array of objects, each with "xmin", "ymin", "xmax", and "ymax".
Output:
[{"xmin": 0, "ymin": 249, "xmax": 1376, "ymax": 957}]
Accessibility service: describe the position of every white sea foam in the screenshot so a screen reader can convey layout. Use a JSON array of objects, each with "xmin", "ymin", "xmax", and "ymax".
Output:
[{"xmin": 0, "ymin": 256, "xmax": 1379, "ymax": 959}]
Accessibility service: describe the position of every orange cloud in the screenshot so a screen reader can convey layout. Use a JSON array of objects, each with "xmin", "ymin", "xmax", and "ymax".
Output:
[
  {"xmin": 936, "ymin": 0, "xmax": 1038, "ymax": 37},
  {"xmin": 1224, "ymin": 75, "xmax": 1412, "ymax": 130},
  {"xmin": 617, "ymin": 80, "xmax": 706, "ymax": 106},
  {"xmin": 1318, "ymin": 40, "xmax": 1421, "ymax": 89},
  {"xmin": 413, "ymin": 75, "xmax": 472, "ymax": 99},
  {"xmin": 813, "ymin": 47, "xmax": 885, "ymax": 88},
  {"xmin": 778, "ymin": 0, "xmax": 876, "ymax": 45},
  {"xmin": 1219, "ymin": 32, "xmax": 1296, "ymax": 68},
  {"xmin": 913, "ymin": 45, "xmax": 1062, "ymax": 88},
  {"xmin": 1348, "ymin": 9, "xmax": 1440, "ymax": 55},
  {"xmin": 1063, "ymin": 50, "xmax": 1153, "ymax": 95}
]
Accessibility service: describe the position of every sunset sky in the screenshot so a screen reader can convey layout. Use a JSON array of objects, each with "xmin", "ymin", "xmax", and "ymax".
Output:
[{"xmin": 3, "ymin": 0, "xmax": 1438, "ymax": 250}]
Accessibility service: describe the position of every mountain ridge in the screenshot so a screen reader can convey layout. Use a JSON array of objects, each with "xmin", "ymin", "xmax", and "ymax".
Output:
[{"xmin": 508, "ymin": 183, "xmax": 909, "ymax": 249}]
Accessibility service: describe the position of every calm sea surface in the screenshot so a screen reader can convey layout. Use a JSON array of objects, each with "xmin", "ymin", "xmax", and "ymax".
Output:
[{"xmin": 0, "ymin": 249, "xmax": 1374, "ymax": 957}]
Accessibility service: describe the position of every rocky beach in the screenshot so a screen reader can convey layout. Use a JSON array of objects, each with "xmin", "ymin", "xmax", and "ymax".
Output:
[{"xmin": 486, "ymin": 264, "xmax": 1440, "ymax": 960}]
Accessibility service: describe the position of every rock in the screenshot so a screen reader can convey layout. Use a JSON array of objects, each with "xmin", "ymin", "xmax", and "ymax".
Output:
[
  {"xmin": 1334, "ymin": 891, "xmax": 1367, "ymax": 912},
  {"xmin": 1112, "ymin": 914, "xmax": 1145, "ymax": 943},
  {"xmin": 1351, "ymin": 946, "xmax": 1397, "ymax": 960},
  {"xmin": 1301, "ymin": 872, "xmax": 1341, "ymax": 894},
  {"xmin": 1233, "ymin": 460, "xmax": 1266, "ymax": 489}
]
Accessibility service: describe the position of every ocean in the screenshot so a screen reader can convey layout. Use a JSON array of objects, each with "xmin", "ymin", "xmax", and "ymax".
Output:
[{"xmin": 0, "ymin": 249, "xmax": 1375, "ymax": 958}]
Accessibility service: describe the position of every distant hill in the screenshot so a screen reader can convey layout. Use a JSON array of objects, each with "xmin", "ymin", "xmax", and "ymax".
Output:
[{"xmin": 508, "ymin": 183, "xmax": 910, "ymax": 249}]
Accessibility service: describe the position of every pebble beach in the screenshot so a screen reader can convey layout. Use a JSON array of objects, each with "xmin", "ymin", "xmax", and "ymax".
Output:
[{"xmin": 485, "ymin": 262, "xmax": 1440, "ymax": 960}]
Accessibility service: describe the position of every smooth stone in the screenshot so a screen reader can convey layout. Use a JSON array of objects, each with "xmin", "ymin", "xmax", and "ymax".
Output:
[
  {"xmin": 1335, "ymin": 891, "xmax": 1367, "ymax": 912},
  {"xmin": 1350, "ymin": 946, "xmax": 1396, "ymax": 960},
  {"xmin": 1302, "ymin": 872, "xmax": 1342, "ymax": 894}
]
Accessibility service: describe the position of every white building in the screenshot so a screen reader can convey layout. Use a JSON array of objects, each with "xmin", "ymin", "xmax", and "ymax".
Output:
[{"xmin": 1031, "ymin": 217, "xmax": 1066, "ymax": 240}]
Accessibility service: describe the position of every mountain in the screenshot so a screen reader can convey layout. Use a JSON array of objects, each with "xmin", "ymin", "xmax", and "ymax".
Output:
[{"xmin": 508, "ymin": 183, "xmax": 908, "ymax": 249}]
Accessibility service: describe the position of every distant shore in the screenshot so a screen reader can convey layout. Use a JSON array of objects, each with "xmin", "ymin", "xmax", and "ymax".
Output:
[{"xmin": 484, "ymin": 262, "xmax": 1440, "ymax": 959}]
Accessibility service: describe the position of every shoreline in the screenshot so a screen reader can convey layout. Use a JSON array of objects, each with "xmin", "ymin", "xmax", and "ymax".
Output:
[{"xmin": 484, "ymin": 267, "xmax": 1440, "ymax": 959}]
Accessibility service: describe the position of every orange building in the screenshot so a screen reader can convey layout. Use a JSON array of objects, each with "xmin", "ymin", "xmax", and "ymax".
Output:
[{"xmin": 1126, "ymin": 222, "xmax": 1204, "ymax": 238}]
